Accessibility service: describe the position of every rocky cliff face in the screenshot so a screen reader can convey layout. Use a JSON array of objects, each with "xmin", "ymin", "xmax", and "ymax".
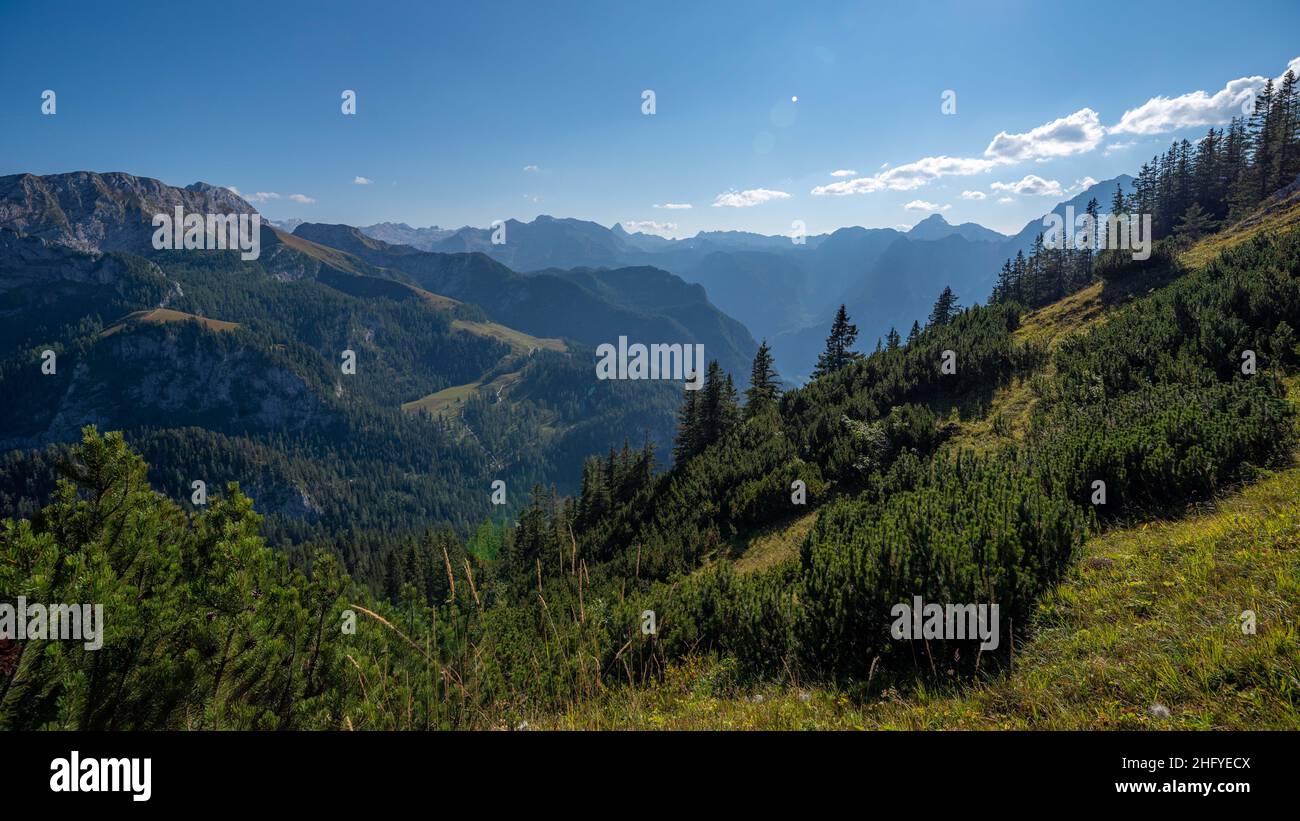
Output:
[
  {"xmin": 0, "ymin": 172, "xmax": 255, "ymax": 254},
  {"xmin": 0, "ymin": 228, "xmax": 167, "ymax": 293}
]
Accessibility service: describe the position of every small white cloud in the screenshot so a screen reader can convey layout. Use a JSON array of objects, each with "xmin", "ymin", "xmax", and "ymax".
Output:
[
  {"xmin": 990, "ymin": 174, "xmax": 1063, "ymax": 197},
  {"xmin": 523, "ymin": 164, "xmax": 540, "ymax": 172},
  {"xmin": 712, "ymin": 188, "xmax": 791, "ymax": 207},
  {"xmin": 984, "ymin": 108, "xmax": 1105, "ymax": 162},
  {"xmin": 353, "ymin": 176, "xmax": 373, "ymax": 185},
  {"xmin": 905, "ymin": 199, "xmax": 951, "ymax": 212},
  {"xmin": 830, "ymin": 169, "xmax": 857, "ymax": 177},
  {"xmin": 226, "ymin": 186, "xmax": 241, "ymax": 196},
  {"xmin": 622, "ymin": 220, "xmax": 677, "ymax": 237},
  {"xmin": 653, "ymin": 202, "xmax": 693, "ymax": 209},
  {"xmin": 961, "ymin": 190, "xmax": 987, "ymax": 200},
  {"xmin": 243, "ymin": 191, "xmax": 281, "ymax": 203},
  {"xmin": 812, "ymin": 155, "xmax": 997, "ymax": 196},
  {"xmin": 997, "ymin": 196, "xmax": 1014, "ymax": 204},
  {"xmin": 288, "ymin": 194, "xmax": 315, "ymax": 204},
  {"xmin": 1067, "ymin": 176, "xmax": 1099, "ymax": 194}
]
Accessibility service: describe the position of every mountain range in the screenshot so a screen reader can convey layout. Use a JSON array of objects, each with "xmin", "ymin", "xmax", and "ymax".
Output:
[{"xmin": 357, "ymin": 174, "xmax": 1133, "ymax": 380}]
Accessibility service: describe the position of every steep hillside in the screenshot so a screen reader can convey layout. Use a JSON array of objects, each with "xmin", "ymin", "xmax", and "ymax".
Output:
[
  {"xmin": 294, "ymin": 223, "xmax": 759, "ymax": 380},
  {"xmin": 533, "ymin": 208, "xmax": 1300, "ymax": 729}
]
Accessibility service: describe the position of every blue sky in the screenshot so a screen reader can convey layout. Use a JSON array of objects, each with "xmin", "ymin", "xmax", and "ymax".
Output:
[{"xmin": 2, "ymin": 0, "xmax": 1298, "ymax": 236}]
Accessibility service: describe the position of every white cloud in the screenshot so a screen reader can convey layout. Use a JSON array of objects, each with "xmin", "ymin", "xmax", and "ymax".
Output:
[
  {"xmin": 653, "ymin": 202, "xmax": 693, "ymax": 209},
  {"xmin": 904, "ymin": 199, "xmax": 950, "ymax": 212},
  {"xmin": 1103, "ymin": 140, "xmax": 1136, "ymax": 156},
  {"xmin": 241, "ymin": 191, "xmax": 280, "ymax": 203},
  {"xmin": 1067, "ymin": 176, "xmax": 1099, "ymax": 194},
  {"xmin": 984, "ymin": 108, "xmax": 1105, "ymax": 162},
  {"xmin": 523, "ymin": 164, "xmax": 540, "ymax": 172},
  {"xmin": 812, "ymin": 155, "xmax": 997, "ymax": 196},
  {"xmin": 226, "ymin": 186, "xmax": 241, "ymax": 196},
  {"xmin": 1109, "ymin": 57, "xmax": 1299, "ymax": 136},
  {"xmin": 830, "ymin": 169, "xmax": 857, "ymax": 177},
  {"xmin": 353, "ymin": 176, "xmax": 372, "ymax": 185},
  {"xmin": 1111, "ymin": 78, "xmax": 1261, "ymax": 136},
  {"xmin": 288, "ymin": 194, "xmax": 315, "ymax": 204},
  {"xmin": 961, "ymin": 190, "xmax": 986, "ymax": 200},
  {"xmin": 810, "ymin": 59, "xmax": 1299, "ymax": 203},
  {"xmin": 622, "ymin": 220, "xmax": 677, "ymax": 237},
  {"xmin": 990, "ymin": 174, "xmax": 1063, "ymax": 197},
  {"xmin": 712, "ymin": 188, "xmax": 791, "ymax": 207},
  {"xmin": 997, "ymin": 197, "xmax": 1014, "ymax": 204}
]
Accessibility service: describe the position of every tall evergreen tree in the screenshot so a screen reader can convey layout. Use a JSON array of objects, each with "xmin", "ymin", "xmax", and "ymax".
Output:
[
  {"xmin": 813, "ymin": 304, "xmax": 862, "ymax": 377},
  {"xmin": 928, "ymin": 286, "xmax": 961, "ymax": 327},
  {"xmin": 1175, "ymin": 202, "xmax": 1215, "ymax": 239},
  {"xmin": 744, "ymin": 340, "xmax": 780, "ymax": 418},
  {"xmin": 672, "ymin": 385, "xmax": 700, "ymax": 462}
]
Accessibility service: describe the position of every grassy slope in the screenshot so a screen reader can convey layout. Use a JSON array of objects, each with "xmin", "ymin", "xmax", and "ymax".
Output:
[
  {"xmin": 402, "ymin": 323, "xmax": 565, "ymax": 418},
  {"xmin": 241, "ymin": 226, "xmax": 573, "ymax": 419},
  {"xmin": 541, "ymin": 455, "xmax": 1300, "ymax": 729},
  {"xmin": 100, "ymin": 308, "xmax": 239, "ymax": 338}
]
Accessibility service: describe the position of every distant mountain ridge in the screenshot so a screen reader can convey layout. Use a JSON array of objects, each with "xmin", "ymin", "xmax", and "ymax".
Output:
[
  {"xmin": 906, "ymin": 213, "xmax": 1007, "ymax": 243},
  {"xmin": 293, "ymin": 222, "xmax": 758, "ymax": 381},
  {"xmin": 353, "ymin": 175, "xmax": 1134, "ymax": 382}
]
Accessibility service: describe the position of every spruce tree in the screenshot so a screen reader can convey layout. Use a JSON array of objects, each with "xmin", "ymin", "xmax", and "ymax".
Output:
[
  {"xmin": 744, "ymin": 340, "xmax": 780, "ymax": 418},
  {"xmin": 813, "ymin": 304, "xmax": 861, "ymax": 377},
  {"xmin": 1175, "ymin": 202, "xmax": 1215, "ymax": 239},
  {"xmin": 928, "ymin": 286, "xmax": 961, "ymax": 326},
  {"xmin": 672, "ymin": 385, "xmax": 700, "ymax": 462}
]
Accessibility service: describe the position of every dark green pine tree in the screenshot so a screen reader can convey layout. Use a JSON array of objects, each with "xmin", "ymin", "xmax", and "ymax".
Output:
[
  {"xmin": 993, "ymin": 259, "xmax": 1015, "ymax": 304},
  {"xmin": 721, "ymin": 374, "xmax": 741, "ymax": 433},
  {"xmin": 672, "ymin": 384, "xmax": 700, "ymax": 462},
  {"xmin": 1175, "ymin": 202, "xmax": 1215, "ymax": 239},
  {"xmin": 1110, "ymin": 181, "xmax": 1127, "ymax": 218},
  {"xmin": 744, "ymin": 340, "xmax": 780, "ymax": 418},
  {"xmin": 813, "ymin": 304, "xmax": 862, "ymax": 377},
  {"xmin": 697, "ymin": 360, "xmax": 740, "ymax": 446},
  {"xmin": 885, "ymin": 327, "xmax": 901, "ymax": 351},
  {"xmin": 928, "ymin": 286, "xmax": 961, "ymax": 327},
  {"xmin": 907, "ymin": 320, "xmax": 921, "ymax": 345}
]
